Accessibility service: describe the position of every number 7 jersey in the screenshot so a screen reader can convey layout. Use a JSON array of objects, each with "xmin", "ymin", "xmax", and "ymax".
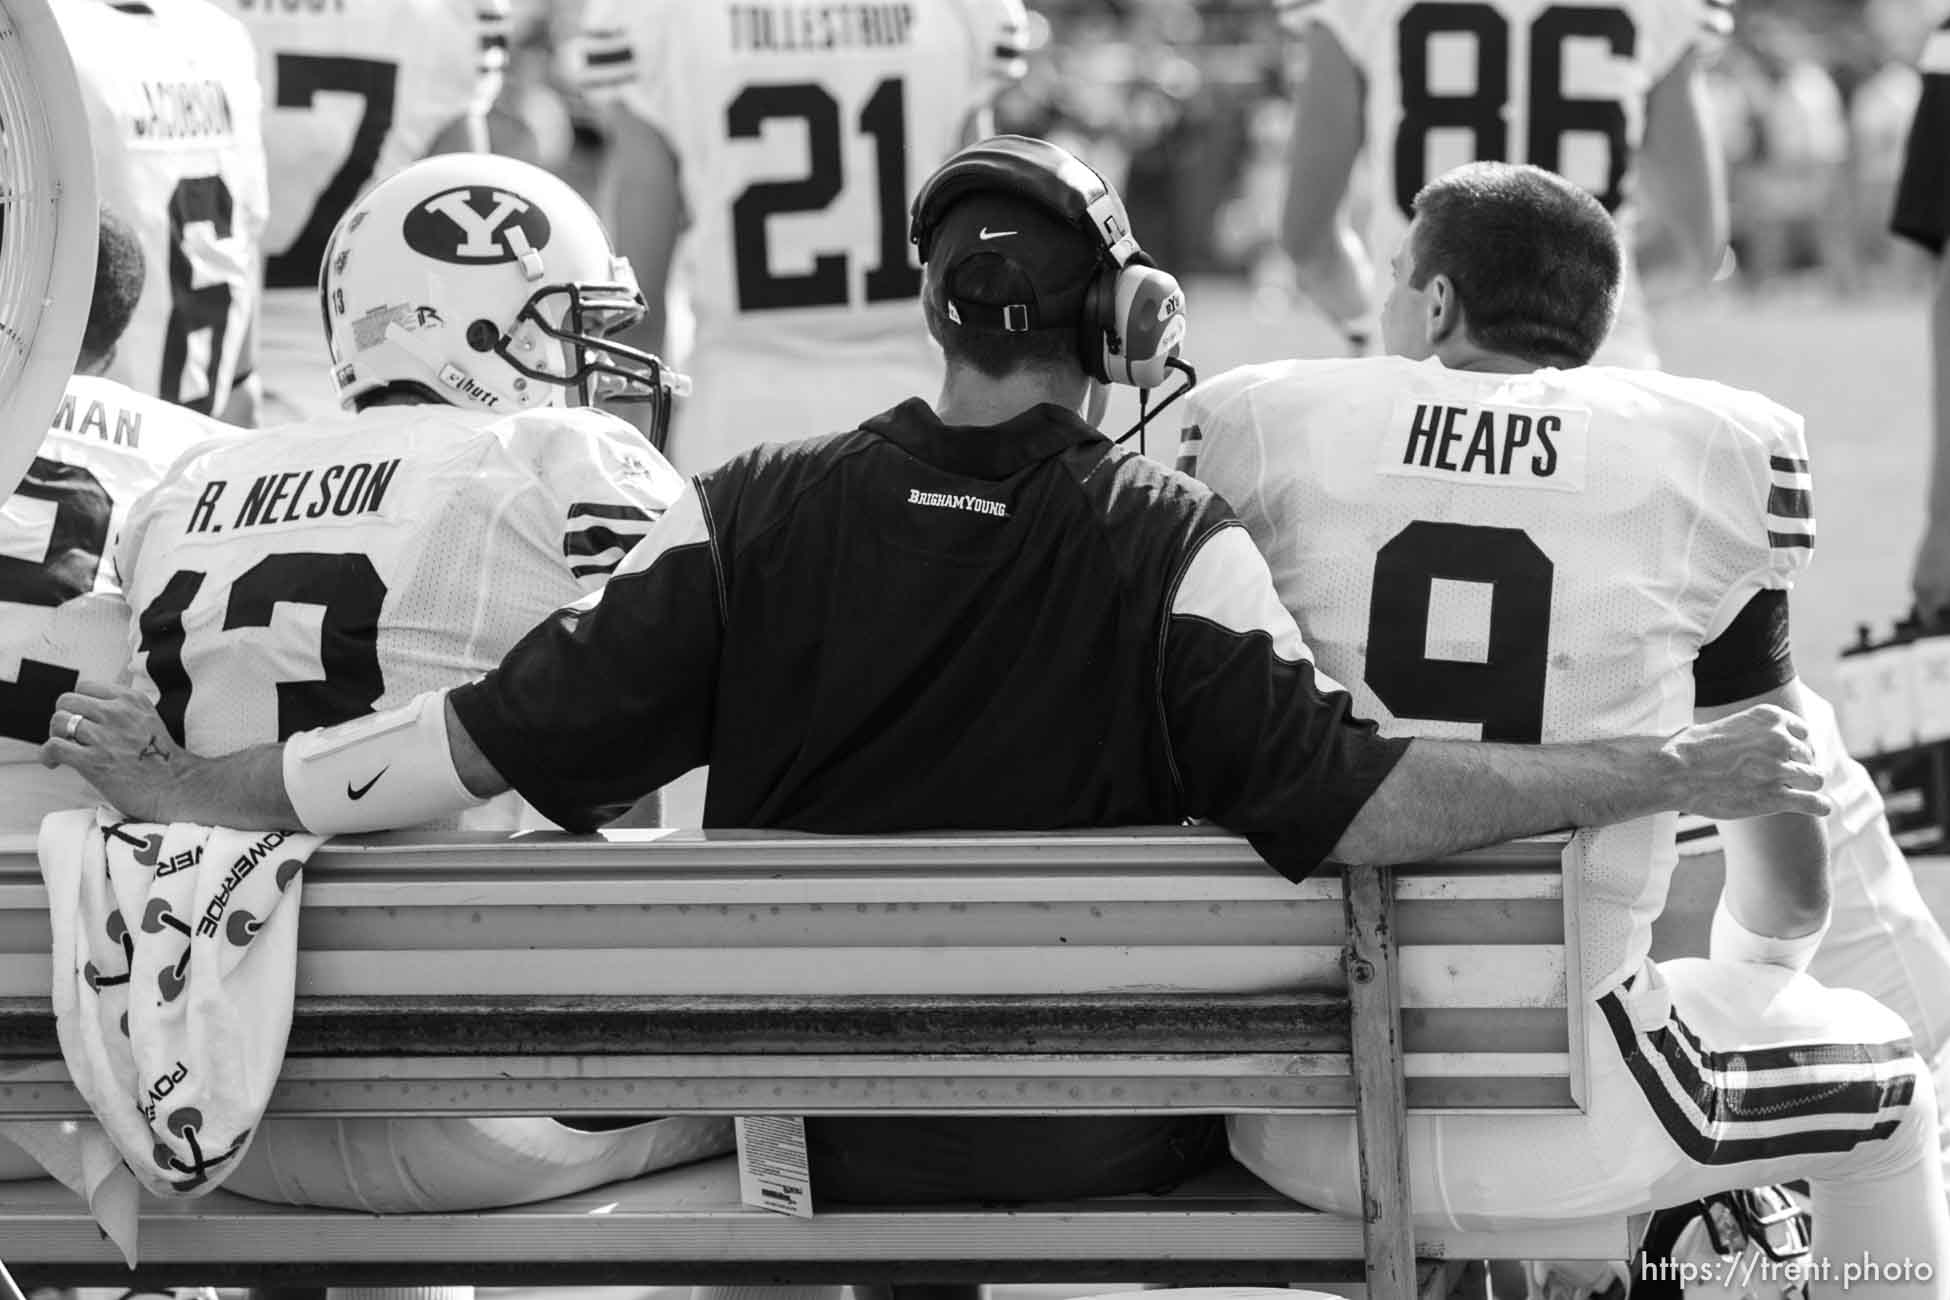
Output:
[{"xmin": 1182, "ymin": 357, "xmax": 1813, "ymax": 989}]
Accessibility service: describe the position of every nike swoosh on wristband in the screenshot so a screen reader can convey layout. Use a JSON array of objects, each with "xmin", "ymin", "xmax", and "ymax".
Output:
[
  {"xmin": 978, "ymin": 227, "xmax": 1016, "ymax": 240},
  {"xmin": 347, "ymin": 768, "xmax": 389, "ymax": 801}
]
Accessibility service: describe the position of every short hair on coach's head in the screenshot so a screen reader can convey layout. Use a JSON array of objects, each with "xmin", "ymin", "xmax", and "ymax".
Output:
[
  {"xmin": 82, "ymin": 207, "xmax": 146, "ymax": 365},
  {"xmin": 1409, "ymin": 162, "xmax": 1622, "ymax": 368},
  {"xmin": 922, "ymin": 257, "xmax": 1081, "ymax": 381}
]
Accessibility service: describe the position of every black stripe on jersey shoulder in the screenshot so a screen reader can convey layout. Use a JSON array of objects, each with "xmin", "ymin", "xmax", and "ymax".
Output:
[
  {"xmin": 1769, "ymin": 454, "xmax": 1809, "ymax": 474},
  {"xmin": 568, "ymin": 501, "xmax": 655, "ymax": 522},
  {"xmin": 565, "ymin": 524, "xmax": 650, "ymax": 560},
  {"xmin": 1767, "ymin": 530, "xmax": 1814, "ymax": 549},
  {"xmin": 1675, "ymin": 823, "xmax": 1718, "ymax": 843},
  {"xmin": 1767, "ymin": 484, "xmax": 1812, "ymax": 520}
]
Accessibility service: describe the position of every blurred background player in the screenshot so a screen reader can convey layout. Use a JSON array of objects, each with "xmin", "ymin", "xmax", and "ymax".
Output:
[
  {"xmin": 571, "ymin": 0, "xmax": 1031, "ymax": 473},
  {"xmin": 215, "ymin": 0, "xmax": 519, "ymax": 423},
  {"xmin": 1893, "ymin": 9, "xmax": 1950, "ymax": 621},
  {"xmin": 1185, "ymin": 161, "xmax": 1950, "ymax": 1292},
  {"xmin": 53, "ymin": 0, "xmax": 269, "ymax": 425},
  {"xmin": 103, "ymin": 155, "xmax": 721, "ymax": 1300},
  {"xmin": 1274, "ymin": 0, "xmax": 1732, "ymax": 365},
  {"xmin": 0, "ymin": 209, "xmax": 226, "ymax": 834}
]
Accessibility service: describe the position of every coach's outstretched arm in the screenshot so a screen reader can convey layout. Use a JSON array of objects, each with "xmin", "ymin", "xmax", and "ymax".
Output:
[{"xmin": 1324, "ymin": 706, "xmax": 1825, "ymax": 867}]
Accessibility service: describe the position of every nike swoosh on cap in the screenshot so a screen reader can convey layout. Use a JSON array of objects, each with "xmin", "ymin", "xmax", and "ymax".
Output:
[
  {"xmin": 347, "ymin": 767, "xmax": 389, "ymax": 801},
  {"xmin": 979, "ymin": 227, "xmax": 1017, "ymax": 240}
]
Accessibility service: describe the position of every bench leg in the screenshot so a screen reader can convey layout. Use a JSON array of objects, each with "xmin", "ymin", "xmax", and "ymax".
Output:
[{"xmin": 1345, "ymin": 863, "xmax": 1417, "ymax": 1299}]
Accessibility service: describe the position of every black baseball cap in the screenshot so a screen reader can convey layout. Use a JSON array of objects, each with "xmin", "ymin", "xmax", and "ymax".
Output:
[{"xmin": 924, "ymin": 191, "xmax": 1102, "ymax": 333}]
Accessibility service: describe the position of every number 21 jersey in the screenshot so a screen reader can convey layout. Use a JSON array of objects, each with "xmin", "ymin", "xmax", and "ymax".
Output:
[
  {"xmin": 1278, "ymin": 0, "xmax": 1730, "ymax": 365},
  {"xmin": 574, "ymin": 0, "xmax": 1027, "ymax": 468},
  {"xmin": 1183, "ymin": 357, "xmax": 1813, "ymax": 990}
]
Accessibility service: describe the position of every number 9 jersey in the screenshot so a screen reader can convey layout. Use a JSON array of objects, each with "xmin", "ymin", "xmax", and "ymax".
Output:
[
  {"xmin": 53, "ymin": 0, "xmax": 269, "ymax": 418},
  {"xmin": 1277, "ymin": 0, "xmax": 1731, "ymax": 367},
  {"xmin": 1182, "ymin": 356, "xmax": 1813, "ymax": 993},
  {"xmin": 573, "ymin": 0, "xmax": 1028, "ymax": 470}
]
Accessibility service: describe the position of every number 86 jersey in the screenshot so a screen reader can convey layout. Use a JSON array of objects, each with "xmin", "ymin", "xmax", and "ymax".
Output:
[
  {"xmin": 1181, "ymin": 357, "xmax": 1813, "ymax": 990},
  {"xmin": 1280, "ymin": 0, "xmax": 1731, "ymax": 366}
]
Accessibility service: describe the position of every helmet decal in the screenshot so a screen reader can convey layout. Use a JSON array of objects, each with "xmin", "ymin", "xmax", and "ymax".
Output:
[{"xmin": 402, "ymin": 186, "xmax": 553, "ymax": 265}]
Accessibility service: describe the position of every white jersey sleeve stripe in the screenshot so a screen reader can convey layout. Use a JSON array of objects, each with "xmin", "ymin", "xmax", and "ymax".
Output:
[
  {"xmin": 564, "ymin": 501, "xmax": 657, "ymax": 581},
  {"xmin": 1924, "ymin": 28, "xmax": 1950, "ymax": 75},
  {"xmin": 1272, "ymin": 0, "xmax": 1325, "ymax": 32},
  {"xmin": 476, "ymin": 0, "xmax": 511, "ymax": 74},
  {"xmin": 1765, "ymin": 455, "xmax": 1815, "ymax": 549},
  {"xmin": 1172, "ymin": 524, "xmax": 1325, "ymax": 678}
]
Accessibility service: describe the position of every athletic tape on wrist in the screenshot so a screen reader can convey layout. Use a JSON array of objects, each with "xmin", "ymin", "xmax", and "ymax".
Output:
[
  {"xmin": 282, "ymin": 690, "xmax": 481, "ymax": 834},
  {"xmin": 1709, "ymin": 898, "xmax": 1828, "ymax": 973}
]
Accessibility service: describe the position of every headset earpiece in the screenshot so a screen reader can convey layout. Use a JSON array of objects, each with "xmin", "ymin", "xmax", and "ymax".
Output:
[{"xmin": 1095, "ymin": 264, "xmax": 1187, "ymax": 389}]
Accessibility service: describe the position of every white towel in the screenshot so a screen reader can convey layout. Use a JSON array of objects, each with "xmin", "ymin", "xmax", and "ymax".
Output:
[{"xmin": 3, "ymin": 808, "xmax": 319, "ymax": 1264}]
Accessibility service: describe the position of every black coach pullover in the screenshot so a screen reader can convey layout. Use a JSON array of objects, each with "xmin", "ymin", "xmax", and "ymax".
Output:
[{"xmin": 451, "ymin": 398, "xmax": 1407, "ymax": 881}]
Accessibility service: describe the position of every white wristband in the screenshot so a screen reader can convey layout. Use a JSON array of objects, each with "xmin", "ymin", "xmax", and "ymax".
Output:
[
  {"xmin": 282, "ymin": 691, "xmax": 482, "ymax": 834},
  {"xmin": 1710, "ymin": 898, "xmax": 1829, "ymax": 974}
]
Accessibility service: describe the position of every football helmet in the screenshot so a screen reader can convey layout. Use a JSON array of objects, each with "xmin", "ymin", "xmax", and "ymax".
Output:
[{"xmin": 318, "ymin": 152, "xmax": 686, "ymax": 442}]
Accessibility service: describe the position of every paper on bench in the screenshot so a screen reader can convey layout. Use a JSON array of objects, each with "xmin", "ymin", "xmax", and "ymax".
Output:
[
  {"xmin": 1, "ymin": 809, "xmax": 318, "ymax": 1264},
  {"xmin": 737, "ymin": 1114, "xmax": 813, "ymax": 1217}
]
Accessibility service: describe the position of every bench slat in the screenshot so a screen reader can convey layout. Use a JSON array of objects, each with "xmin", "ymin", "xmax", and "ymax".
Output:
[
  {"xmin": 0, "ymin": 1055, "xmax": 1577, "ymax": 1118},
  {"xmin": 0, "ymin": 993, "xmax": 1351, "ymax": 1056}
]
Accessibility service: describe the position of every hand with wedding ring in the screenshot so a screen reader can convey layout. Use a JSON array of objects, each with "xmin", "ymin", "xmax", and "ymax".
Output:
[{"xmin": 40, "ymin": 683, "xmax": 189, "ymax": 822}]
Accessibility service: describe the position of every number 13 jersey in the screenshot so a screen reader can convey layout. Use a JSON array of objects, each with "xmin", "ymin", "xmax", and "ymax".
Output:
[
  {"xmin": 1279, "ymin": 0, "xmax": 1731, "ymax": 366},
  {"xmin": 1182, "ymin": 356, "xmax": 1812, "ymax": 992},
  {"xmin": 115, "ymin": 405, "xmax": 684, "ymax": 759}
]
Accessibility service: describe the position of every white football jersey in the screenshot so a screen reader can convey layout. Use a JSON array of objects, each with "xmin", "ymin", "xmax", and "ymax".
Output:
[
  {"xmin": 1278, "ymin": 0, "xmax": 1732, "ymax": 365},
  {"xmin": 573, "ymin": 0, "xmax": 1028, "ymax": 470},
  {"xmin": 117, "ymin": 404, "xmax": 683, "ymax": 763},
  {"xmin": 216, "ymin": 0, "xmax": 511, "ymax": 419},
  {"xmin": 0, "ymin": 376, "xmax": 228, "ymax": 828},
  {"xmin": 55, "ymin": 0, "xmax": 270, "ymax": 416},
  {"xmin": 1184, "ymin": 356, "xmax": 1813, "ymax": 993}
]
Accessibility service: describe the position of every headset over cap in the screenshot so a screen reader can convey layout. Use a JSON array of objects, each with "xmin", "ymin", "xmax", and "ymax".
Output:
[{"xmin": 910, "ymin": 135, "xmax": 1187, "ymax": 389}]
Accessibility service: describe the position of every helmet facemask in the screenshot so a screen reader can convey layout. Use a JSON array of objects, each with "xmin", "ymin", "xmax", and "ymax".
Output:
[{"xmin": 497, "ymin": 275, "xmax": 687, "ymax": 450}]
